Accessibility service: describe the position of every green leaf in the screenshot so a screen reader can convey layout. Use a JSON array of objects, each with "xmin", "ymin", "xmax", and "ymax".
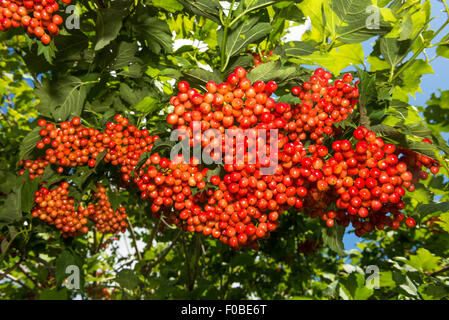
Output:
[
  {"xmin": 176, "ymin": 0, "xmax": 221, "ymax": 24},
  {"xmin": 94, "ymin": 0, "xmax": 130, "ymax": 51},
  {"xmin": 112, "ymin": 42, "xmax": 140, "ymax": 70},
  {"xmin": 19, "ymin": 127, "xmax": 41, "ymax": 160},
  {"xmin": 339, "ymin": 272, "xmax": 373, "ymax": 300},
  {"xmin": 357, "ymin": 68, "xmax": 377, "ymax": 111},
  {"xmin": 406, "ymin": 248, "xmax": 441, "ymax": 273},
  {"xmin": 401, "ymin": 59, "xmax": 434, "ymax": 97},
  {"xmin": 115, "ymin": 269, "xmax": 141, "ymax": 290},
  {"xmin": 133, "ymin": 15, "xmax": 173, "ymax": 54},
  {"xmin": 300, "ymin": 44, "xmax": 364, "ymax": 75},
  {"xmin": 380, "ymin": 37, "xmax": 410, "ymax": 67},
  {"xmin": 436, "ymin": 45, "xmax": 449, "ymax": 60},
  {"xmin": 224, "ymin": 18, "xmax": 272, "ymax": 65},
  {"xmin": 0, "ymin": 192, "xmax": 21, "ymax": 224},
  {"xmin": 282, "ymin": 41, "xmax": 318, "ymax": 57},
  {"xmin": 416, "ymin": 202, "xmax": 449, "ymax": 219},
  {"xmin": 181, "ymin": 68, "xmax": 222, "ymax": 87},
  {"xmin": 35, "ymin": 76, "xmax": 90, "ymax": 122},
  {"xmin": 134, "ymin": 96, "xmax": 159, "ymax": 114},
  {"xmin": 37, "ymin": 41, "xmax": 57, "ymax": 64},
  {"xmin": 55, "ymin": 250, "xmax": 83, "ymax": 286},
  {"xmin": 436, "ymin": 212, "xmax": 449, "ymax": 234},
  {"xmin": 107, "ymin": 188, "xmax": 126, "ymax": 211},
  {"xmin": 247, "ymin": 60, "xmax": 278, "ymax": 83},
  {"xmin": 38, "ymin": 288, "xmax": 68, "ymax": 300},
  {"xmin": 322, "ymin": 224, "xmax": 345, "ymax": 255},
  {"xmin": 331, "ymin": 0, "xmax": 390, "ymax": 43},
  {"xmin": 150, "ymin": 0, "xmax": 183, "ymax": 12},
  {"xmin": 21, "ymin": 175, "xmax": 39, "ymax": 214}
]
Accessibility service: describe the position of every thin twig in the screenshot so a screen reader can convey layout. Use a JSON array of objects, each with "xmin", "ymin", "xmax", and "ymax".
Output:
[
  {"xmin": 190, "ymin": 235, "xmax": 202, "ymax": 291},
  {"xmin": 428, "ymin": 265, "xmax": 449, "ymax": 277},
  {"xmin": 0, "ymin": 259, "xmax": 22, "ymax": 281},
  {"xmin": 0, "ymin": 270, "xmax": 33, "ymax": 291},
  {"xmin": 18, "ymin": 264, "xmax": 42, "ymax": 289},
  {"xmin": 95, "ymin": 233, "xmax": 105, "ymax": 253},
  {"xmin": 126, "ymin": 218, "xmax": 142, "ymax": 261},
  {"xmin": 144, "ymin": 230, "xmax": 183, "ymax": 274},
  {"xmin": 181, "ymin": 233, "xmax": 192, "ymax": 290},
  {"xmin": 146, "ymin": 214, "xmax": 162, "ymax": 250}
]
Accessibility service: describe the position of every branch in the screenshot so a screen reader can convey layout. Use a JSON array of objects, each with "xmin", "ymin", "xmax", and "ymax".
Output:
[
  {"xmin": 427, "ymin": 265, "xmax": 449, "ymax": 277},
  {"xmin": 18, "ymin": 264, "xmax": 42, "ymax": 289},
  {"xmin": 145, "ymin": 213, "xmax": 162, "ymax": 252},
  {"xmin": 189, "ymin": 235, "xmax": 202, "ymax": 291},
  {"xmin": 181, "ymin": 232, "xmax": 192, "ymax": 290},
  {"xmin": 358, "ymin": 99, "xmax": 370, "ymax": 129},
  {"xmin": 0, "ymin": 270, "xmax": 33, "ymax": 291},
  {"xmin": 143, "ymin": 230, "xmax": 182, "ymax": 275},
  {"xmin": 0, "ymin": 260, "xmax": 21, "ymax": 281},
  {"xmin": 95, "ymin": 232, "xmax": 105, "ymax": 254},
  {"xmin": 126, "ymin": 218, "xmax": 142, "ymax": 261}
]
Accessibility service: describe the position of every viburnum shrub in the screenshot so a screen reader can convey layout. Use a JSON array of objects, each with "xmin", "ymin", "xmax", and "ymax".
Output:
[
  {"xmin": 0, "ymin": 0, "xmax": 69, "ymax": 45},
  {"xmin": 22, "ymin": 67, "xmax": 440, "ymax": 250}
]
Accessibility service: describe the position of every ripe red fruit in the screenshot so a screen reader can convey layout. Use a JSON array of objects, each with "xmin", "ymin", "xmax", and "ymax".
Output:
[{"xmin": 405, "ymin": 217, "xmax": 416, "ymax": 228}]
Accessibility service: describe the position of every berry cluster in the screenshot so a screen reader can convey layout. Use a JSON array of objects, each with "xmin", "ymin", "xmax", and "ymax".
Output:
[
  {"xmin": 249, "ymin": 50, "xmax": 273, "ymax": 67},
  {"xmin": 18, "ymin": 158, "xmax": 49, "ymax": 179},
  {"xmin": 31, "ymin": 182, "xmax": 128, "ymax": 237},
  {"xmin": 23, "ymin": 66, "xmax": 441, "ymax": 250},
  {"xmin": 301, "ymin": 127, "xmax": 440, "ymax": 236},
  {"xmin": 35, "ymin": 117, "xmax": 106, "ymax": 171},
  {"xmin": 289, "ymin": 69, "xmax": 358, "ymax": 144},
  {"xmin": 0, "ymin": 0, "xmax": 69, "ymax": 45},
  {"xmin": 87, "ymin": 184, "xmax": 128, "ymax": 234},
  {"xmin": 31, "ymin": 181, "xmax": 89, "ymax": 237},
  {"xmin": 103, "ymin": 114, "xmax": 158, "ymax": 183}
]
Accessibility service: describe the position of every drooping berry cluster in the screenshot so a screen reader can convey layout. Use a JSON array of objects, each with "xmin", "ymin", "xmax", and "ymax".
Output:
[
  {"xmin": 31, "ymin": 181, "xmax": 89, "ymax": 237},
  {"xmin": 23, "ymin": 66, "xmax": 441, "ymax": 250},
  {"xmin": 18, "ymin": 158, "xmax": 49, "ymax": 179},
  {"xmin": 87, "ymin": 184, "xmax": 128, "ymax": 234},
  {"xmin": 31, "ymin": 182, "xmax": 128, "ymax": 237},
  {"xmin": 0, "ymin": 0, "xmax": 69, "ymax": 45},
  {"xmin": 34, "ymin": 117, "xmax": 106, "ymax": 172}
]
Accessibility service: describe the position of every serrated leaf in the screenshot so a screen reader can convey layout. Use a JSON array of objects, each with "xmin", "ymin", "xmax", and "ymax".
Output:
[
  {"xmin": 94, "ymin": 0, "xmax": 130, "ymax": 51},
  {"xmin": 21, "ymin": 175, "xmax": 39, "ymax": 214},
  {"xmin": 322, "ymin": 224, "xmax": 345, "ymax": 255},
  {"xmin": 436, "ymin": 212, "xmax": 449, "ymax": 234},
  {"xmin": 35, "ymin": 76, "xmax": 90, "ymax": 122},
  {"xmin": 150, "ymin": 0, "xmax": 183, "ymax": 12},
  {"xmin": 19, "ymin": 127, "xmax": 41, "ymax": 160},
  {"xmin": 55, "ymin": 250, "xmax": 83, "ymax": 286},
  {"xmin": 134, "ymin": 96, "xmax": 159, "ymax": 114},
  {"xmin": 176, "ymin": 0, "xmax": 221, "ymax": 24},
  {"xmin": 133, "ymin": 15, "xmax": 173, "ymax": 54},
  {"xmin": 247, "ymin": 60, "xmax": 297, "ymax": 83},
  {"xmin": 181, "ymin": 68, "xmax": 222, "ymax": 87},
  {"xmin": 0, "ymin": 192, "xmax": 21, "ymax": 224},
  {"xmin": 224, "ymin": 18, "xmax": 272, "ymax": 66},
  {"xmin": 339, "ymin": 272, "xmax": 373, "ymax": 300},
  {"xmin": 115, "ymin": 269, "xmax": 140, "ymax": 290},
  {"xmin": 331, "ymin": 0, "xmax": 390, "ymax": 43},
  {"xmin": 282, "ymin": 41, "xmax": 318, "ymax": 57},
  {"xmin": 300, "ymin": 44, "xmax": 364, "ymax": 75},
  {"xmin": 406, "ymin": 248, "xmax": 441, "ymax": 273}
]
